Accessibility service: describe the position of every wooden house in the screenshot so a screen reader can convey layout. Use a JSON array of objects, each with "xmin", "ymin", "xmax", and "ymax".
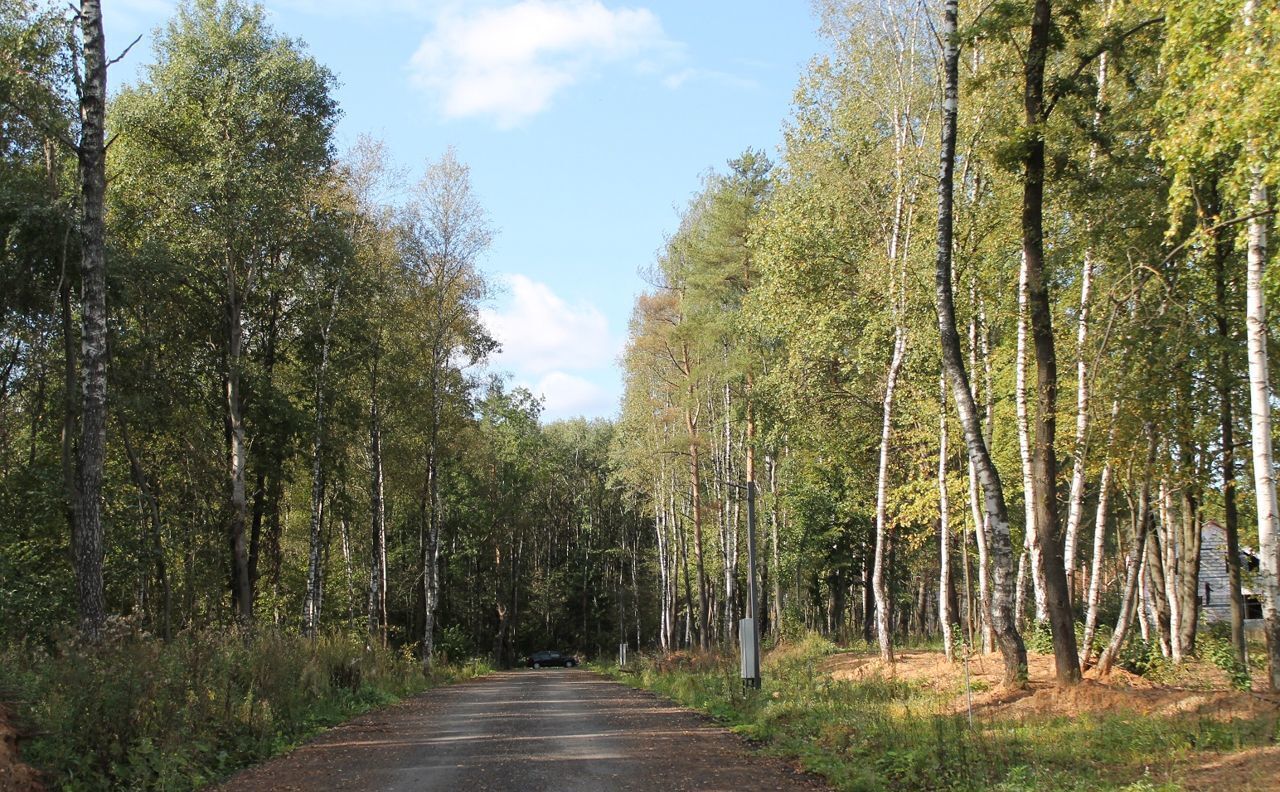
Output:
[{"xmin": 1199, "ymin": 521, "xmax": 1263, "ymax": 625}]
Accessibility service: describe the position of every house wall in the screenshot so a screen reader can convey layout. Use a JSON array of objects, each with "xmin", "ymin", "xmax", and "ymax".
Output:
[{"xmin": 1198, "ymin": 521, "xmax": 1260, "ymax": 624}]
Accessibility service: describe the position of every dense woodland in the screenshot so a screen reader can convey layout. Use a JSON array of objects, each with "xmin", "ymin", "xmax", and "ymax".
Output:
[
  {"xmin": 1, "ymin": 0, "xmax": 650, "ymax": 668},
  {"xmin": 2, "ymin": 0, "xmax": 1280, "ymax": 706}
]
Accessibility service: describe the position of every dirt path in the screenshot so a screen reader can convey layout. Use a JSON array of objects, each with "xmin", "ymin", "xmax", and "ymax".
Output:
[{"xmin": 215, "ymin": 669, "xmax": 826, "ymax": 791}]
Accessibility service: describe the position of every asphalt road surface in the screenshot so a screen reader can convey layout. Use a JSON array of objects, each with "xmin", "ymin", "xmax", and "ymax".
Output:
[{"xmin": 215, "ymin": 669, "xmax": 828, "ymax": 791}]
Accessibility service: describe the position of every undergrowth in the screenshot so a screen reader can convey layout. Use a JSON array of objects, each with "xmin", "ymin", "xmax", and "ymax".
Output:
[
  {"xmin": 600, "ymin": 632, "xmax": 1275, "ymax": 792},
  {"xmin": 0, "ymin": 621, "xmax": 491, "ymax": 790}
]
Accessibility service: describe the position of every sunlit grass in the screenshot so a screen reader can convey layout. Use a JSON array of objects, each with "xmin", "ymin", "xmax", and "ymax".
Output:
[{"xmin": 597, "ymin": 634, "xmax": 1276, "ymax": 792}]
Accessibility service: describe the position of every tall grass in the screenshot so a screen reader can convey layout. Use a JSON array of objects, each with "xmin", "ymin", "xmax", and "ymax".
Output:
[
  {"xmin": 1, "ymin": 622, "xmax": 491, "ymax": 790},
  {"xmin": 601, "ymin": 634, "xmax": 1276, "ymax": 792}
]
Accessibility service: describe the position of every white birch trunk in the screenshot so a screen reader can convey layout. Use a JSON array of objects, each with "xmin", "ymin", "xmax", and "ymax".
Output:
[
  {"xmin": 1016, "ymin": 253, "xmax": 1046, "ymax": 624},
  {"xmin": 873, "ymin": 326, "xmax": 907, "ymax": 662},
  {"xmin": 1064, "ymin": 20, "xmax": 1110, "ymax": 601},
  {"xmin": 1243, "ymin": 0, "xmax": 1280, "ymax": 692},
  {"xmin": 939, "ymin": 374, "xmax": 954, "ymax": 660},
  {"xmin": 1138, "ymin": 554, "xmax": 1152, "ymax": 643},
  {"xmin": 968, "ymin": 284, "xmax": 994, "ymax": 652},
  {"xmin": 1158, "ymin": 480, "xmax": 1183, "ymax": 662},
  {"xmin": 1081, "ymin": 400, "xmax": 1119, "ymax": 667}
]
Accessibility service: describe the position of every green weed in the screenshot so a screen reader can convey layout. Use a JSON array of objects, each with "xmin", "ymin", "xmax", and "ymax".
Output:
[
  {"xmin": 0, "ymin": 624, "xmax": 489, "ymax": 790},
  {"xmin": 604, "ymin": 633, "xmax": 1276, "ymax": 792}
]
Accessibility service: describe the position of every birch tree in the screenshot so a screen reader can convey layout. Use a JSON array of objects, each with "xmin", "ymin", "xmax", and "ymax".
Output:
[
  {"xmin": 70, "ymin": 0, "xmax": 108, "ymax": 641},
  {"xmin": 934, "ymin": 0, "xmax": 1027, "ymax": 685},
  {"xmin": 398, "ymin": 148, "xmax": 494, "ymax": 667}
]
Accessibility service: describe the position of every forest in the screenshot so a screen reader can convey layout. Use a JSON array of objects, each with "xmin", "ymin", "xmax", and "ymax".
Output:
[
  {"xmin": 616, "ymin": 0, "xmax": 1280, "ymax": 690},
  {"xmin": 2, "ymin": 0, "xmax": 1280, "ymax": 788}
]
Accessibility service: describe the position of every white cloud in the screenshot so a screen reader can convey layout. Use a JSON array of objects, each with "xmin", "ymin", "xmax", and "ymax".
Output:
[
  {"xmin": 531, "ymin": 372, "xmax": 612, "ymax": 417},
  {"xmin": 482, "ymin": 274, "xmax": 614, "ymax": 375},
  {"xmin": 481, "ymin": 274, "xmax": 620, "ymax": 420},
  {"xmin": 408, "ymin": 0, "xmax": 676, "ymax": 127}
]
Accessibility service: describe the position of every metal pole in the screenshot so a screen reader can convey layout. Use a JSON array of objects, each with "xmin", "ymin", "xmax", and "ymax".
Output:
[{"xmin": 746, "ymin": 480, "xmax": 761, "ymax": 688}]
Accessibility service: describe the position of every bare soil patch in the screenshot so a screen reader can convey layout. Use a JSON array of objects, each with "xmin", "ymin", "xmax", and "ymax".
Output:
[
  {"xmin": 820, "ymin": 649, "xmax": 1278, "ymax": 724},
  {"xmin": 0, "ymin": 704, "xmax": 43, "ymax": 792}
]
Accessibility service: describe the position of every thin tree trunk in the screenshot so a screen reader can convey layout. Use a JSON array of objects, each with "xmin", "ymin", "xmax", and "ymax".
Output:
[
  {"xmin": 422, "ymin": 350, "xmax": 446, "ymax": 668},
  {"xmin": 683, "ymin": 347, "xmax": 709, "ymax": 651},
  {"xmin": 1243, "ymin": 0, "xmax": 1280, "ymax": 692},
  {"xmin": 248, "ymin": 292, "xmax": 280, "ymax": 596},
  {"xmin": 768, "ymin": 453, "xmax": 783, "ymax": 637},
  {"xmin": 938, "ymin": 374, "xmax": 954, "ymax": 661},
  {"xmin": 1015, "ymin": 547, "xmax": 1029, "ymax": 631},
  {"xmin": 1098, "ymin": 426, "xmax": 1157, "ymax": 675},
  {"xmin": 1146, "ymin": 511, "xmax": 1173, "ymax": 657},
  {"xmin": 61, "ymin": 279, "xmax": 78, "ymax": 583},
  {"xmin": 1016, "ymin": 253, "xmax": 1046, "ymax": 625},
  {"xmin": 120, "ymin": 422, "xmax": 171, "ymax": 640},
  {"xmin": 1064, "ymin": 34, "xmax": 1110, "ymax": 601},
  {"xmin": 1158, "ymin": 481, "xmax": 1182, "ymax": 661},
  {"xmin": 968, "ymin": 319, "xmax": 995, "ymax": 650},
  {"xmin": 1138, "ymin": 551, "xmax": 1152, "ymax": 643},
  {"xmin": 367, "ymin": 362, "xmax": 388, "ymax": 644},
  {"xmin": 303, "ymin": 289, "xmax": 339, "ymax": 638},
  {"xmin": 935, "ymin": 0, "xmax": 1027, "ymax": 685},
  {"xmin": 1177, "ymin": 484, "xmax": 1201, "ymax": 656},
  {"xmin": 225, "ymin": 267, "xmax": 252, "ymax": 625},
  {"xmin": 1081, "ymin": 400, "xmax": 1119, "ymax": 668},
  {"xmin": 873, "ymin": 326, "xmax": 907, "ymax": 662},
  {"xmin": 1214, "ymin": 202, "xmax": 1248, "ymax": 665}
]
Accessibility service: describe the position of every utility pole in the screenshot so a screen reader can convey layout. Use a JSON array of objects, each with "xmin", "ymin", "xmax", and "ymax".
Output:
[{"xmin": 741, "ymin": 481, "xmax": 762, "ymax": 689}]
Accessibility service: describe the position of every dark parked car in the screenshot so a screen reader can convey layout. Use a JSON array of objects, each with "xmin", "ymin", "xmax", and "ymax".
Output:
[{"xmin": 526, "ymin": 650, "xmax": 577, "ymax": 668}]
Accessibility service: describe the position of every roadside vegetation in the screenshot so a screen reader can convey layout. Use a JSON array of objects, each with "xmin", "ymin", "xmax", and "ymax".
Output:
[
  {"xmin": 601, "ymin": 634, "xmax": 1280, "ymax": 792},
  {"xmin": 0, "ymin": 624, "xmax": 490, "ymax": 790}
]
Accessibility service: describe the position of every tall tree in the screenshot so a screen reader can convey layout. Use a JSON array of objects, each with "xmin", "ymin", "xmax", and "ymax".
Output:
[
  {"xmin": 934, "ymin": 0, "xmax": 1027, "ymax": 685},
  {"xmin": 398, "ymin": 148, "xmax": 494, "ymax": 667},
  {"xmin": 1240, "ymin": 0, "xmax": 1280, "ymax": 692},
  {"xmin": 110, "ymin": 0, "xmax": 338, "ymax": 624},
  {"xmin": 1020, "ymin": 0, "xmax": 1082, "ymax": 684},
  {"xmin": 70, "ymin": 0, "xmax": 108, "ymax": 641}
]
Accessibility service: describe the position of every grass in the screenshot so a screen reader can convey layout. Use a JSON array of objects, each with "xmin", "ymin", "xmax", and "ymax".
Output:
[
  {"xmin": 1, "ymin": 619, "xmax": 492, "ymax": 790},
  {"xmin": 597, "ymin": 633, "xmax": 1277, "ymax": 792}
]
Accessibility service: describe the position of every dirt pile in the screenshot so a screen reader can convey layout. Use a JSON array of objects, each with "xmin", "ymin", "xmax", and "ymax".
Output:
[
  {"xmin": 0, "ymin": 704, "xmax": 42, "ymax": 792},
  {"xmin": 819, "ymin": 649, "xmax": 1280, "ymax": 724}
]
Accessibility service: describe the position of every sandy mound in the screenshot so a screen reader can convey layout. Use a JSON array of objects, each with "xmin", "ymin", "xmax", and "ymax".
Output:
[
  {"xmin": 819, "ymin": 649, "xmax": 1280, "ymax": 724},
  {"xmin": 0, "ymin": 704, "xmax": 43, "ymax": 792}
]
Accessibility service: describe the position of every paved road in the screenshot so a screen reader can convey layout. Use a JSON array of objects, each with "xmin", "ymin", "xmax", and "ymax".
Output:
[{"xmin": 216, "ymin": 669, "xmax": 827, "ymax": 791}]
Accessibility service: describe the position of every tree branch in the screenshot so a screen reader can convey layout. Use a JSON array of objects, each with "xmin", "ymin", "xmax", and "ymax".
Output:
[
  {"xmin": 106, "ymin": 34, "xmax": 143, "ymax": 69},
  {"xmin": 1045, "ymin": 16, "xmax": 1164, "ymax": 117},
  {"xmin": 1161, "ymin": 209, "xmax": 1277, "ymax": 268}
]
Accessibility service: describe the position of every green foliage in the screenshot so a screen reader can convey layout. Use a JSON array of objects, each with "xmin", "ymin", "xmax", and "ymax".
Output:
[
  {"xmin": 0, "ymin": 624, "xmax": 491, "ymax": 790},
  {"xmin": 1199, "ymin": 626, "xmax": 1252, "ymax": 691}
]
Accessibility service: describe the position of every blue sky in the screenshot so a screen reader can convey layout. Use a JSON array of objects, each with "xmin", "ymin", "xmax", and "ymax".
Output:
[{"xmin": 104, "ymin": 1, "xmax": 826, "ymax": 421}]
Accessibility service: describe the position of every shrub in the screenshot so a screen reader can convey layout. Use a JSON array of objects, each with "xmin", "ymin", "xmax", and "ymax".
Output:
[{"xmin": 0, "ymin": 625, "xmax": 437, "ymax": 790}]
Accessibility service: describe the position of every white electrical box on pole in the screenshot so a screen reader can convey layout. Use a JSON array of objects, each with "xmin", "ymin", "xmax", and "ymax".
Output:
[{"xmin": 741, "ymin": 481, "xmax": 762, "ymax": 689}]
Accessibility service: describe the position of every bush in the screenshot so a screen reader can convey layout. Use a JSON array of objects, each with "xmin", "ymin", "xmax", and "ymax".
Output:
[
  {"xmin": 1199, "ymin": 626, "xmax": 1252, "ymax": 691},
  {"xmin": 0, "ymin": 623, "xmax": 447, "ymax": 790}
]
